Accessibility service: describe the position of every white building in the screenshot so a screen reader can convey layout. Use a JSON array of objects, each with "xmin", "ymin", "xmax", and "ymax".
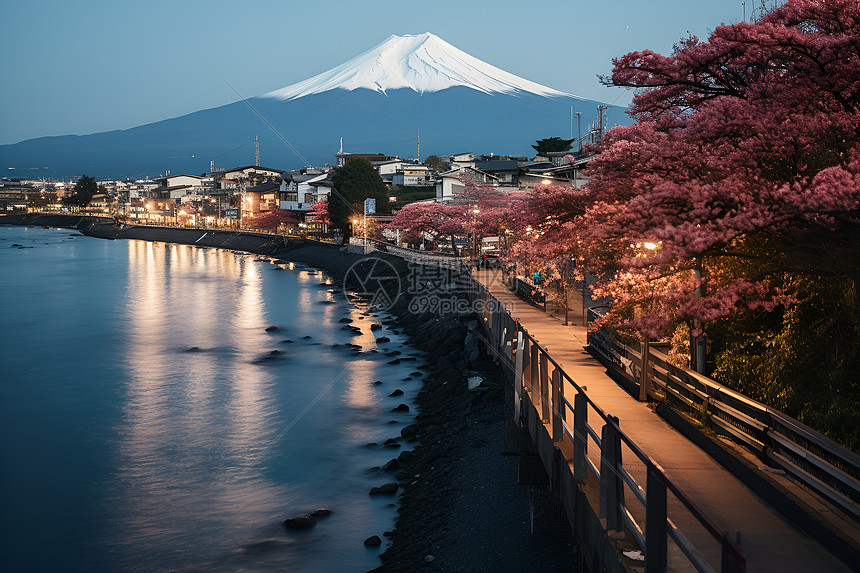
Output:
[
  {"xmin": 217, "ymin": 165, "xmax": 284, "ymax": 189},
  {"xmin": 435, "ymin": 166, "xmax": 498, "ymax": 201},
  {"xmin": 154, "ymin": 174, "xmax": 205, "ymax": 189},
  {"xmin": 279, "ymin": 173, "xmax": 331, "ymax": 211},
  {"xmin": 392, "ymin": 164, "xmax": 431, "ymax": 187}
]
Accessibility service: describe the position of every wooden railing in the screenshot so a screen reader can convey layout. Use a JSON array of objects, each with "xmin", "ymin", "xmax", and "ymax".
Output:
[
  {"xmin": 465, "ymin": 267, "xmax": 745, "ymax": 573},
  {"xmin": 586, "ymin": 313, "xmax": 860, "ymax": 525}
]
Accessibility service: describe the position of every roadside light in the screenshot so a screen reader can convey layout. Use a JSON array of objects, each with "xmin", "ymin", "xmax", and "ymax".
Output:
[
  {"xmin": 644, "ymin": 242, "xmax": 659, "ymax": 250},
  {"xmin": 542, "ymin": 179, "xmax": 551, "ymax": 185}
]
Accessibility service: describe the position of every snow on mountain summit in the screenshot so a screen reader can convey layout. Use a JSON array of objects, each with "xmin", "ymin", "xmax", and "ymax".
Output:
[{"xmin": 261, "ymin": 33, "xmax": 573, "ymax": 101}]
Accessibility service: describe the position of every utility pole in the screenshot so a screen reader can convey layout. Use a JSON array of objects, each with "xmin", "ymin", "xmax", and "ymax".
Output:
[
  {"xmin": 597, "ymin": 105, "xmax": 608, "ymax": 140},
  {"xmin": 570, "ymin": 106, "xmax": 574, "ymax": 139},
  {"xmin": 575, "ymin": 112, "xmax": 582, "ymax": 153}
]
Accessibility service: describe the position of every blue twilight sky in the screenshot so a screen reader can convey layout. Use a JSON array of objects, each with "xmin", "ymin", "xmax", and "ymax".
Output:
[{"xmin": 0, "ymin": 0, "xmax": 749, "ymax": 145}]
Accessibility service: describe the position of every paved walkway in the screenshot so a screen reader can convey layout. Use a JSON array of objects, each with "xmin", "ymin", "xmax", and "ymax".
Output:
[{"xmin": 473, "ymin": 269, "xmax": 853, "ymax": 573}]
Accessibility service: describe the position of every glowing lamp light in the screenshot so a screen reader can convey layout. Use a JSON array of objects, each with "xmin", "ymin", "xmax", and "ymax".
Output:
[
  {"xmin": 542, "ymin": 179, "xmax": 551, "ymax": 185},
  {"xmin": 643, "ymin": 242, "xmax": 659, "ymax": 250}
]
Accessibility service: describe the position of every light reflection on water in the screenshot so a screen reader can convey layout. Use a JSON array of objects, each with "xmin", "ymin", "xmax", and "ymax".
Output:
[{"xmin": 0, "ymin": 227, "xmax": 424, "ymax": 573}]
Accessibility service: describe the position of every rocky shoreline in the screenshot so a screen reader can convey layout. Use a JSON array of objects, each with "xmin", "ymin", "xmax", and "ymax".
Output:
[{"xmin": 3, "ymin": 214, "xmax": 577, "ymax": 571}]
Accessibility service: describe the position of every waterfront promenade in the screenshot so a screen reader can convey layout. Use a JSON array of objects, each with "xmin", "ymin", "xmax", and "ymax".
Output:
[{"xmin": 473, "ymin": 268, "xmax": 857, "ymax": 573}]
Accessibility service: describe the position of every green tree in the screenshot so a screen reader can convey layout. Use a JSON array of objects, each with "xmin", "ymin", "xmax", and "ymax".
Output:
[
  {"xmin": 63, "ymin": 175, "xmax": 99, "ymax": 207},
  {"xmin": 532, "ymin": 137, "xmax": 574, "ymax": 155},
  {"xmin": 330, "ymin": 157, "xmax": 390, "ymax": 241},
  {"xmin": 423, "ymin": 155, "xmax": 445, "ymax": 172}
]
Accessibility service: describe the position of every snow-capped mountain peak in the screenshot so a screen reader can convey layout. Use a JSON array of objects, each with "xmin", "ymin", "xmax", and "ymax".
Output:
[{"xmin": 261, "ymin": 32, "xmax": 572, "ymax": 101}]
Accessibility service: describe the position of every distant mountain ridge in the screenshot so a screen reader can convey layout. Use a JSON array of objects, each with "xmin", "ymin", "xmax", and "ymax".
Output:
[{"xmin": 0, "ymin": 33, "xmax": 629, "ymax": 179}]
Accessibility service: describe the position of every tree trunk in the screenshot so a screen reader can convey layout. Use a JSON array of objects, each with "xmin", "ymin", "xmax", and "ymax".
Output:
[{"xmin": 692, "ymin": 262, "xmax": 707, "ymax": 374}]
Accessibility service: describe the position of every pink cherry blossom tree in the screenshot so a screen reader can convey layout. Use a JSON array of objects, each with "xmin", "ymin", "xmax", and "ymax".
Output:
[
  {"xmin": 386, "ymin": 201, "xmax": 468, "ymax": 251},
  {"xmin": 307, "ymin": 200, "xmax": 330, "ymax": 226},
  {"xmin": 506, "ymin": 0, "xmax": 860, "ymax": 374},
  {"xmin": 586, "ymin": 0, "xmax": 860, "ymax": 371}
]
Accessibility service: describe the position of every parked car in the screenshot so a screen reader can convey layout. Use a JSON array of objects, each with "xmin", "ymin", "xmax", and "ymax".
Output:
[{"xmin": 480, "ymin": 252, "xmax": 502, "ymax": 268}]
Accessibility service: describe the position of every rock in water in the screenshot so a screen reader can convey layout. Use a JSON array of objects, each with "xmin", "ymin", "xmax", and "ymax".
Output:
[
  {"xmin": 310, "ymin": 507, "xmax": 332, "ymax": 518},
  {"xmin": 282, "ymin": 514, "xmax": 317, "ymax": 529},
  {"xmin": 382, "ymin": 458, "xmax": 400, "ymax": 472},
  {"xmin": 369, "ymin": 483, "xmax": 399, "ymax": 495},
  {"xmin": 364, "ymin": 535, "xmax": 382, "ymax": 546}
]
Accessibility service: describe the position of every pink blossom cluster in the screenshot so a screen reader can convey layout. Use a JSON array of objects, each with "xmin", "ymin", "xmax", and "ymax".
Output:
[{"xmin": 507, "ymin": 0, "xmax": 859, "ymax": 338}]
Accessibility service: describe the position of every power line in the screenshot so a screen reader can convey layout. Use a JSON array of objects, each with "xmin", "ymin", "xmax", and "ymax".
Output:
[{"xmin": 222, "ymin": 79, "xmax": 311, "ymax": 167}]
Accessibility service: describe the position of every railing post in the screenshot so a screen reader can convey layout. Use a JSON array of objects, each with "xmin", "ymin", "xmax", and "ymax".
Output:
[
  {"xmin": 540, "ymin": 352, "xmax": 550, "ymax": 421},
  {"xmin": 721, "ymin": 532, "xmax": 746, "ymax": 573},
  {"xmin": 489, "ymin": 298, "xmax": 496, "ymax": 336},
  {"xmin": 513, "ymin": 331, "xmax": 525, "ymax": 422},
  {"xmin": 530, "ymin": 343, "xmax": 539, "ymax": 393},
  {"xmin": 552, "ymin": 368, "xmax": 563, "ymax": 442},
  {"xmin": 645, "ymin": 464, "xmax": 667, "ymax": 573},
  {"xmin": 639, "ymin": 337, "xmax": 650, "ymax": 402},
  {"xmin": 573, "ymin": 391, "xmax": 587, "ymax": 482},
  {"xmin": 600, "ymin": 416, "xmax": 623, "ymax": 531}
]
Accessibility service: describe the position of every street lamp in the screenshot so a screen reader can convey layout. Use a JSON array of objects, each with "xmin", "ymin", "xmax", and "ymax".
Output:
[
  {"xmin": 637, "ymin": 240, "xmax": 660, "ymax": 401},
  {"xmin": 471, "ymin": 207, "xmax": 480, "ymax": 264}
]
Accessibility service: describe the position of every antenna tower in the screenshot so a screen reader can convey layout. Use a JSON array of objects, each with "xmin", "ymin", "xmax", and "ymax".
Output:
[{"xmin": 255, "ymin": 135, "xmax": 260, "ymax": 167}]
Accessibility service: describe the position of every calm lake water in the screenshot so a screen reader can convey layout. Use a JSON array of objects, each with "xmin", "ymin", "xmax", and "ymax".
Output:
[{"xmin": 0, "ymin": 225, "xmax": 422, "ymax": 572}]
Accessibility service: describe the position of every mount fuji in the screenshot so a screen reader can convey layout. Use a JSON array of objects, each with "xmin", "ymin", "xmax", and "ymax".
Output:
[{"xmin": 1, "ymin": 33, "xmax": 629, "ymax": 179}]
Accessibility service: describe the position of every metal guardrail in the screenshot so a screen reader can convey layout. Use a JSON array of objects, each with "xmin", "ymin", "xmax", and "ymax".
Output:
[
  {"xmin": 350, "ymin": 237, "xmax": 467, "ymax": 269},
  {"xmin": 507, "ymin": 276, "xmax": 547, "ymax": 311},
  {"xmin": 464, "ymin": 264, "xmax": 745, "ymax": 573},
  {"xmin": 586, "ymin": 325, "xmax": 860, "ymax": 525}
]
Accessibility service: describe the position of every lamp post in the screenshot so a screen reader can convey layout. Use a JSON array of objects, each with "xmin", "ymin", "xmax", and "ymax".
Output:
[
  {"xmin": 471, "ymin": 207, "xmax": 480, "ymax": 265},
  {"xmin": 638, "ymin": 241, "xmax": 659, "ymax": 401}
]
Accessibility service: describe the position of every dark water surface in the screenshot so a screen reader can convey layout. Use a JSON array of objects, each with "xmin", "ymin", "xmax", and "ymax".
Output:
[{"xmin": 0, "ymin": 225, "xmax": 420, "ymax": 572}]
